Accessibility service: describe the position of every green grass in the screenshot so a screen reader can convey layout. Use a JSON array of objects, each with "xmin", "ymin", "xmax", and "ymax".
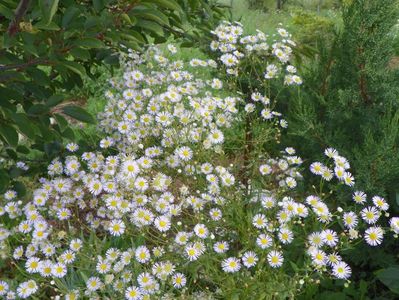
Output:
[{"xmin": 220, "ymin": 0, "xmax": 340, "ymax": 37}]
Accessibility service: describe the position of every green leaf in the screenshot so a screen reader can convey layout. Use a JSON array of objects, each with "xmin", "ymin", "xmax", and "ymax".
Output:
[
  {"xmin": 6, "ymin": 149, "xmax": 18, "ymax": 160},
  {"xmin": 13, "ymin": 113, "xmax": 37, "ymax": 137},
  {"xmin": 35, "ymin": 21, "xmax": 60, "ymax": 31},
  {"xmin": 16, "ymin": 145, "xmax": 30, "ymax": 154},
  {"xmin": 46, "ymin": 94, "xmax": 65, "ymax": 107},
  {"xmin": 53, "ymin": 114, "xmax": 68, "ymax": 130},
  {"xmin": 0, "ymin": 169, "xmax": 10, "ymax": 193},
  {"xmin": 135, "ymin": 20, "xmax": 164, "ymax": 36},
  {"xmin": 62, "ymin": 106, "xmax": 96, "ymax": 124},
  {"xmin": 27, "ymin": 104, "xmax": 49, "ymax": 116},
  {"xmin": 44, "ymin": 141, "xmax": 62, "ymax": 158},
  {"xmin": 27, "ymin": 68, "xmax": 50, "ymax": 86},
  {"xmin": 376, "ymin": 266, "xmax": 399, "ymax": 294},
  {"xmin": 62, "ymin": 6, "xmax": 80, "ymax": 28},
  {"xmin": 142, "ymin": 0, "xmax": 182, "ymax": 12},
  {"xmin": 70, "ymin": 47, "xmax": 91, "ymax": 60},
  {"xmin": 62, "ymin": 127, "xmax": 75, "ymax": 140},
  {"xmin": 0, "ymin": 124, "xmax": 18, "ymax": 147},
  {"xmin": 0, "ymin": 87, "xmax": 23, "ymax": 101},
  {"xmin": 9, "ymin": 166, "xmax": 23, "ymax": 179},
  {"xmin": 72, "ymin": 38, "xmax": 104, "ymax": 49},
  {"xmin": 13, "ymin": 181, "xmax": 26, "ymax": 197},
  {"xmin": 0, "ymin": 3, "xmax": 14, "ymax": 19},
  {"xmin": 61, "ymin": 61, "xmax": 86, "ymax": 77},
  {"xmin": 132, "ymin": 9, "xmax": 170, "ymax": 26},
  {"xmin": 93, "ymin": 0, "xmax": 104, "ymax": 12},
  {"xmin": 39, "ymin": 0, "xmax": 60, "ymax": 25},
  {"xmin": 121, "ymin": 13, "xmax": 134, "ymax": 25}
]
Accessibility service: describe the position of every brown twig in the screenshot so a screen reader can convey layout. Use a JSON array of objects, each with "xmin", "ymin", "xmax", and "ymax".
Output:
[
  {"xmin": 0, "ymin": 58, "xmax": 52, "ymax": 72},
  {"xmin": 7, "ymin": 0, "xmax": 30, "ymax": 36}
]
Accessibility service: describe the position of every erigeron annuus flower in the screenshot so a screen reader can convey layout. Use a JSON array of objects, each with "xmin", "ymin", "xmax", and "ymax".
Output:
[
  {"xmin": 257, "ymin": 233, "xmax": 273, "ymax": 249},
  {"xmin": 154, "ymin": 215, "xmax": 171, "ymax": 232},
  {"xmin": 372, "ymin": 196, "xmax": 389, "ymax": 211},
  {"xmin": 86, "ymin": 277, "xmax": 103, "ymax": 292},
  {"xmin": 343, "ymin": 211, "xmax": 358, "ymax": 229},
  {"xmin": 242, "ymin": 251, "xmax": 258, "ymax": 268},
  {"xmin": 252, "ymin": 214, "xmax": 268, "ymax": 229},
  {"xmin": 322, "ymin": 229, "xmax": 338, "ymax": 247},
  {"xmin": 176, "ymin": 146, "xmax": 193, "ymax": 161},
  {"xmin": 0, "ymin": 280, "xmax": 9, "ymax": 296},
  {"xmin": 332, "ymin": 261, "xmax": 351, "ymax": 279},
  {"xmin": 52, "ymin": 263, "xmax": 67, "ymax": 278},
  {"xmin": 122, "ymin": 159, "xmax": 140, "ymax": 177},
  {"xmin": 390, "ymin": 217, "xmax": 399, "ymax": 234},
  {"xmin": 108, "ymin": 219, "xmax": 126, "ymax": 236},
  {"xmin": 310, "ymin": 162, "xmax": 324, "ymax": 175},
  {"xmin": 259, "ymin": 164, "xmax": 272, "ymax": 175},
  {"xmin": 361, "ymin": 206, "xmax": 380, "ymax": 224},
  {"xmin": 172, "ymin": 273, "xmax": 187, "ymax": 288},
  {"xmin": 278, "ymin": 228, "xmax": 294, "ymax": 244},
  {"xmin": 125, "ymin": 286, "xmax": 142, "ymax": 300},
  {"xmin": 214, "ymin": 241, "xmax": 229, "ymax": 253},
  {"xmin": 135, "ymin": 246, "xmax": 151, "ymax": 263},
  {"xmin": 185, "ymin": 244, "xmax": 200, "ymax": 261},
  {"xmin": 267, "ymin": 250, "xmax": 284, "ymax": 268},
  {"xmin": 364, "ymin": 226, "xmax": 384, "ymax": 246},
  {"xmin": 194, "ymin": 224, "xmax": 209, "ymax": 239},
  {"xmin": 222, "ymin": 257, "xmax": 241, "ymax": 273}
]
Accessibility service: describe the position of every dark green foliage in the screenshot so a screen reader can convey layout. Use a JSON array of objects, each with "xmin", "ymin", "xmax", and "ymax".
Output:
[
  {"xmin": 285, "ymin": 0, "xmax": 399, "ymax": 296},
  {"xmin": 0, "ymin": 0, "xmax": 226, "ymax": 194},
  {"xmin": 287, "ymin": 0, "xmax": 399, "ymax": 197}
]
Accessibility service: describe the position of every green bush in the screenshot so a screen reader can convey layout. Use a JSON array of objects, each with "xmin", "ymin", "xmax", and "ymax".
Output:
[
  {"xmin": 0, "ymin": 0, "xmax": 226, "ymax": 196},
  {"xmin": 285, "ymin": 0, "xmax": 399, "ymax": 296}
]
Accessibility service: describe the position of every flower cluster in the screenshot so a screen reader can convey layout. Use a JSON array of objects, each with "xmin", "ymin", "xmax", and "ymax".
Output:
[{"xmin": 210, "ymin": 21, "xmax": 301, "ymax": 128}]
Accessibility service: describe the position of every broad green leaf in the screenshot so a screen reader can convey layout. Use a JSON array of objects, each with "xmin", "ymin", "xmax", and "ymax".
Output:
[
  {"xmin": 0, "ymin": 169, "xmax": 10, "ymax": 193},
  {"xmin": 13, "ymin": 181, "xmax": 26, "ymax": 197},
  {"xmin": 69, "ymin": 47, "xmax": 90, "ymax": 60},
  {"xmin": 27, "ymin": 68, "xmax": 50, "ymax": 86},
  {"xmin": 16, "ymin": 145, "xmax": 30, "ymax": 154},
  {"xmin": 27, "ymin": 104, "xmax": 49, "ymax": 116},
  {"xmin": 62, "ymin": 127, "xmax": 75, "ymax": 140},
  {"xmin": 39, "ymin": 0, "xmax": 60, "ymax": 24},
  {"xmin": 93, "ymin": 0, "xmax": 104, "ymax": 12},
  {"xmin": 376, "ymin": 266, "xmax": 399, "ymax": 294},
  {"xmin": 5, "ymin": 149, "xmax": 17, "ymax": 160},
  {"xmin": 0, "ymin": 124, "xmax": 18, "ymax": 147},
  {"xmin": 135, "ymin": 20, "xmax": 164, "ymax": 36},
  {"xmin": 0, "ymin": 87, "xmax": 23, "ymax": 101},
  {"xmin": 35, "ymin": 21, "xmax": 61, "ymax": 31},
  {"xmin": 44, "ymin": 141, "xmax": 62, "ymax": 158},
  {"xmin": 121, "ymin": 13, "xmax": 134, "ymax": 25},
  {"xmin": 133, "ymin": 9, "xmax": 170, "ymax": 26},
  {"xmin": 142, "ymin": 0, "xmax": 182, "ymax": 12},
  {"xmin": 9, "ymin": 166, "xmax": 23, "ymax": 178},
  {"xmin": 46, "ymin": 94, "xmax": 65, "ymax": 107},
  {"xmin": 13, "ymin": 113, "xmax": 37, "ymax": 137},
  {"xmin": 72, "ymin": 38, "xmax": 104, "ymax": 49},
  {"xmin": 62, "ymin": 105, "xmax": 96, "ymax": 124},
  {"xmin": 61, "ymin": 61, "xmax": 86, "ymax": 77},
  {"xmin": 54, "ymin": 114, "xmax": 68, "ymax": 130},
  {"xmin": 0, "ymin": 3, "xmax": 14, "ymax": 19},
  {"xmin": 62, "ymin": 6, "xmax": 80, "ymax": 28}
]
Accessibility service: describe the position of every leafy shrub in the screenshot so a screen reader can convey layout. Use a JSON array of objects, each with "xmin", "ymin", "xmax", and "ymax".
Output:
[
  {"xmin": 284, "ymin": 0, "xmax": 399, "ymax": 296},
  {"xmin": 0, "ymin": 0, "xmax": 226, "ymax": 197}
]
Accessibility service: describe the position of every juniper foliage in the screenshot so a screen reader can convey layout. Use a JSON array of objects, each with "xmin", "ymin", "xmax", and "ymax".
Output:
[{"xmin": 287, "ymin": 0, "xmax": 399, "ymax": 199}]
